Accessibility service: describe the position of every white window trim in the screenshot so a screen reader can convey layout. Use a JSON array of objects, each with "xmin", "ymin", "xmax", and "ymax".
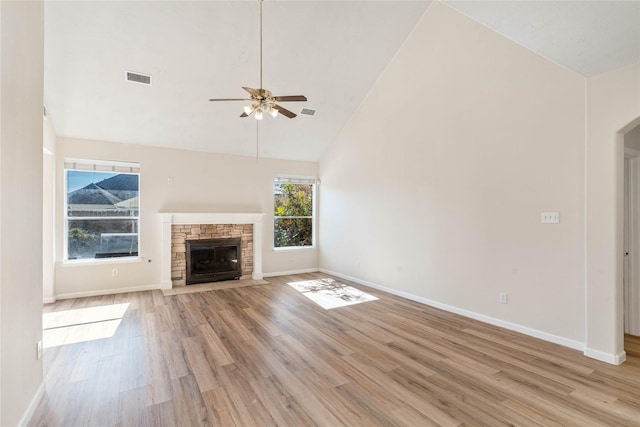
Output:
[
  {"xmin": 61, "ymin": 256, "xmax": 143, "ymax": 267},
  {"xmin": 273, "ymin": 245, "xmax": 316, "ymax": 252},
  {"xmin": 273, "ymin": 175, "xmax": 317, "ymax": 250},
  {"xmin": 63, "ymin": 158, "xmax": 141, "ymax": 264}
]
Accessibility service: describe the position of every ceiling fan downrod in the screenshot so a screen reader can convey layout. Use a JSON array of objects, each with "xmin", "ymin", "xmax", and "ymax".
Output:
[
  {"xmin": 259, "ymin": 0, "xmax": 263, "ymax": 91},
  {"xmin": 207, "ymin": 0, "xmax": 308, "ymax": 119}
]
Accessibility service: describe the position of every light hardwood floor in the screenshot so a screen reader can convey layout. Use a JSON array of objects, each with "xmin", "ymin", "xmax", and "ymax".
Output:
[{"xmin": 30, "ymin": 273, "xmax": 640, "ymax": 426}]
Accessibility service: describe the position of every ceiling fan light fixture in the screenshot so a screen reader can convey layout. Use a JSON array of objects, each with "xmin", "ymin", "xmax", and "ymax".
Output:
[
  {"xmin": 255, "ymin": 108, "xmax": 264, "ymax": 120},
  {"xmin": 244, "ymin": 104, "xmax": 257, "ymax": 115},
  {"xmin": 269, "ymin": 106, "xmax": 279, "ymax": 117}
]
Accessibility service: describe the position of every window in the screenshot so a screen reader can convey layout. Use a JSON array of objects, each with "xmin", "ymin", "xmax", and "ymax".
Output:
[
  {"xmin": 274, "ymin": 176, "xmax": 315, "ymax": 248},
  {"xmin": 64, "ymin": 159, "xmax": 140, "ymax": 261}
]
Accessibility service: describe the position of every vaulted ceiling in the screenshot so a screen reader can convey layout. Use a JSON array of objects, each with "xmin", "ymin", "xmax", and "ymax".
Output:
[
  {"xmin": 444, "ymin": 0, "xmax": 640, "ymax": 77},
  {"xmin": 44, "ymin": 1, "xmax": 640, "ymax": 162}
]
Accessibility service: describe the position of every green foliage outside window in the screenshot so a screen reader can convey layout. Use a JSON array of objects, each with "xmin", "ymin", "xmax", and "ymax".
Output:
[
  {"xmin": 274, "ymin": 183, "xmax": 313, "ymax": 247},
  {"xmin": 68, "ymin": 228, "xmax": 99, "ymax": 259}
]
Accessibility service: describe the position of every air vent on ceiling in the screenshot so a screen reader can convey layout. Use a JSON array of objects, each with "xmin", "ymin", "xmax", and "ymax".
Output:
[
  {"xmin": 300, "ymin": 108, "xmax": 317, "ymax": 117},
  {"xmin": 125, "ymin": 71, "xmax": 152, "ymax": 85}
]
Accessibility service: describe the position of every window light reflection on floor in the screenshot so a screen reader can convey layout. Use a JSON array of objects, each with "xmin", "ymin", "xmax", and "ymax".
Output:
[
  {"xmin": 287, "ymin": 278, "xmax": 378, "ymax": 310},
  {"xmin": 42, "ymin": 303, "xmax": 129, "ymax": 349}
]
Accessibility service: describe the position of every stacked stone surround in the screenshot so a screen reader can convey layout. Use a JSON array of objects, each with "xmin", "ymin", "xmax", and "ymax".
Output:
[{"xmin": 171, "ymin": 224, "xmax": 253, "ymax": 287}]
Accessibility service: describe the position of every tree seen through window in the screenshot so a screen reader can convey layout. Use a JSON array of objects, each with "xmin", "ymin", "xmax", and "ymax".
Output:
[{"xmin": 274, "ymin": 181, "xmax": 314, "ymax": 248}]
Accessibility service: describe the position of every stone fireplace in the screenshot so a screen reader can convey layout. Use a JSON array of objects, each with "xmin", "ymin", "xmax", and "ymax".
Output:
[
  {"xmin": 159, "ymin": 213, "xmax": 265, "ymax": 289},
  {"xmin": 173, "ymin": 225, "xmax": 250, "ymax": 286}
]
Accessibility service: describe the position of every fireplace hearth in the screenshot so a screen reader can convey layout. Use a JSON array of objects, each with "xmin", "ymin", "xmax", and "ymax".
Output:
[{"xmin": 186, "ymin": 237, "xmax": 241, "ymax": 285}]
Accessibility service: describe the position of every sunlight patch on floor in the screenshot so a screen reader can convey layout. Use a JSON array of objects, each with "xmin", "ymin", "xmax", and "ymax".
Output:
[
  {"xmin": 288, "ymin": 278, "xmax": 378, "ymax": 309},
  {"xmin": 42, "ymin": 303, "xmax": 129, "ymax": 348}
]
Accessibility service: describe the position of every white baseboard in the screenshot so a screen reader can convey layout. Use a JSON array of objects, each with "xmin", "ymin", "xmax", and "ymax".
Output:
[
  {"xmin": 54, "ymin": 283, "xmax": 163, "ymax": 300},
  {"xmin": 42, "ymin": 296, "xmax": 56, "ymax": 304},
  {"xmin": 52, "ymin": 270, "xmax": 318, "ymax": 299},
  {"xmin": 263, "ymin": 268, "xmax": 319, "ymax": 278},
  {"xmin": 18, "ymin": 381, "xmax": 45, "ymax": 427},
  {"xmin": 584, "ymin": 347, "xmax": 627, "ymax": 365},
  {"xmin": 320, "ymin": 268, "xmax": 588, "ymax": 354}
]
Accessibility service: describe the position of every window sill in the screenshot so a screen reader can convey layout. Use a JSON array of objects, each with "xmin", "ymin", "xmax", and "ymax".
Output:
[
  {"xmin": 61, "ymin": 256, "xmax": 142, "ymax": 267},
  {"xmin": 273, "ymin": 246, "xmax": 316, "ymax": 252}
]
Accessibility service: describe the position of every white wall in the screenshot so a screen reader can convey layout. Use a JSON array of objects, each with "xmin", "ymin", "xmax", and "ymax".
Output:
[
  {"xmin": 43, "ymin": 116, "xmax": 56, "ymax": 303},
  {"xmin": 320, "ymin": 3, "xmax": 587, "ymax": 347},
  {"xmin": 0, "ymin": 1, "xmax": 45, "ymax": 425},
  {"xmin": 586, "ymin": 63, "xmax": 640, "ymax": 362},
  {"xmin": 54, "ymin": 137, "xmax": 319, "ymax": 297}
]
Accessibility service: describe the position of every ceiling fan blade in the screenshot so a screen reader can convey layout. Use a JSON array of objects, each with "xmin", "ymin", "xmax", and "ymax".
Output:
[
  {"xmin": 240, "ymin": 112, "xmax": 249, "ymax": 118},
  {"xmin": 209, "ymin": 98, "xmax": 251, "ymax": 101},
  {"xmin": 274, "ymin": 95, "xmax": 307, "ymax": 102},
  {"xmin": 242, "ymin": 87, "xmax": 260, "ymax": 97},
  {"xmin": 273, "ymin": 104, "xmax": 297, "ymax": 119}
]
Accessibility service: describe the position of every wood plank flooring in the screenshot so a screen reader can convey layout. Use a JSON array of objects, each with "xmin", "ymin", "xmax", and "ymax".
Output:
[{"xmin": 29, "ymin": 273, "xmax": 640, "ymax": 426}]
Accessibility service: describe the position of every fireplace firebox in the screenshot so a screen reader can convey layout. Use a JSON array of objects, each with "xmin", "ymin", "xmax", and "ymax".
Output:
[{"xmin": 186, "ymin": 237, "xmax": 241, "ymax": 285}]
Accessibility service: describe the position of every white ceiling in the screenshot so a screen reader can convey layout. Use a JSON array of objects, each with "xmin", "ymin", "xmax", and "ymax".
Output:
[
  {"xmin": 44, "ymin": 1, "xmax": 430, "ymax": 161},
  {"xmin": 44, "ymin": 1, "xmax": 640, "ymax": 162},
  {"xmin": 443, "ymin": 0, "xmax": 640, "ymax": 77}
]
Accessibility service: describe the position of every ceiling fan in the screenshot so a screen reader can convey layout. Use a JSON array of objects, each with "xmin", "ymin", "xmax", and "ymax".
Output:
[{"xmin": 208, "ymin": 0, "xmax": 307, "ymax": 119}]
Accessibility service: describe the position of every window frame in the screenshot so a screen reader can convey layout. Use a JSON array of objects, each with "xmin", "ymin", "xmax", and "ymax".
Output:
[
  {"xmin": 63, "ymin": 158, "xmax": 141, "ymax": 264},
  {"xmin": 273, "ymin": 175, "xmax": 317, "ymax": 250}
]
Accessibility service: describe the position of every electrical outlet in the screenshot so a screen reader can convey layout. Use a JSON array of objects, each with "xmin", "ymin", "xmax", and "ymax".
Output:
[
  {"xmin": 36, "ymin": 340, "xmax": 42, "ymax": 360},
  {"xmin": 499, "ymin": 292, "xmax": 508, "ymax": 304},
  {"xmin": 167, "ymin": 177, "xmax": 174, "ymax": 185},
  {"xmin": 112, "ymin": 268, "xmax": 118, "ymax": 277},
  {"xmin": 541, "ymin": 212, "xmax": 560, "ymax": 224}
]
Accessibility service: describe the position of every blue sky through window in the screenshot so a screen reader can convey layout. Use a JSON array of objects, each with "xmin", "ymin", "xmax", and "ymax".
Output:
[{"xmin": 67, "ymin": 171, "xmax": 118, "ymax": 192}]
